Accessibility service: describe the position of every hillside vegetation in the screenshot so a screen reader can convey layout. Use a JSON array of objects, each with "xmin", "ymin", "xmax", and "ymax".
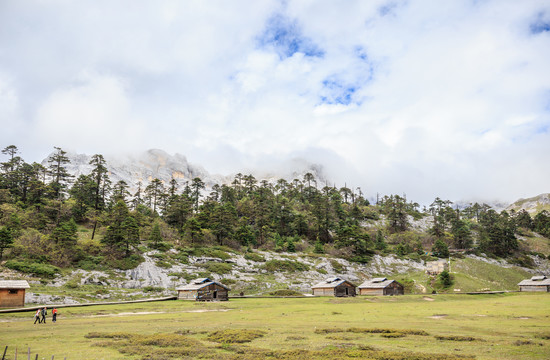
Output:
[{"xmin": 1, "ymin": 145, "xmax": 549, "ymax": 297}]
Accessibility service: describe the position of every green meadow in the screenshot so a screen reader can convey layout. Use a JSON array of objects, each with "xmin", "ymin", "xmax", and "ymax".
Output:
[{"xmin": 1, "ymin": 293, "xmax": 549, "ymax": 360}]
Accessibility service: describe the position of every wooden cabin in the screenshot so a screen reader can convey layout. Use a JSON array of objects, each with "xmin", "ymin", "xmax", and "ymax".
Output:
[
  {"xmin": 518, "ymin": 275, "xmax": 550, "ymax": 292},
  {"xmin": 176, "ymin": 278, "xmax": 230, "ymax": 301},
  {"xmin": 426, "ymin": 260, "xmax": 448, "ymax": 275},
  {"xmin": 311, "ymin": 277, "xmax": 356, "ymax": 297},
  {"xmin": 0, "ymin": 280, "xmax": 30, "ymax": 308},
  {"xmin": 358, "ymin": 277, "xmax": 404, "ymax": 296}
]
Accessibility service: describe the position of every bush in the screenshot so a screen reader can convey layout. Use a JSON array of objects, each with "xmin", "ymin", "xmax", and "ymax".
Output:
[
  {"xmin": 207, "ymin": 329, "xmax": 266, "ymax": 343},
  {"xmin": 267, "ymin": 289, "xmax": 303, "ymax": 296},
  {"xmin": 330, "ymin": 259, "xmax": 346, "ymax": 273},
  {"xmin": 435, "ymin": 335, "xmax": 479, "ymax": 341},
  {"xmin": 244, "ymin": 252, "xmax": 265, "ymax": 262},
  {"xmin": 220, "ymin": 278, "xmax": 237, "ymax": 285},
  {"xmin": 186, "ymin": 247, "xmax": 231, "ymax": 260},
  {"xmin": 200, "ymin": 262, "xmax": 233, "ymax": 275},
  {"xmin": 261, "ymin": 259, "xmax": 309, "ymax": 272},
  {"xmin": 150, "ymin": 241, "xmax": 171, "ymax": 252},
  {"xmin": 4, "ymin": 260, "xmax": 59, "ymax": 277},
  {"xmin": 510, "ymin": 255, "xmax": 536, "ymax": 269},
  {"xmin": 142, "ymin": 286, "xmax": 164, "ymax": 292},
  {"xmin": 438, "ymin": 270, "xmax": 453, "ymax": 288},
  {"xmin": 106, "ymin": 254, "xmax": 144, "ymax": 270}
]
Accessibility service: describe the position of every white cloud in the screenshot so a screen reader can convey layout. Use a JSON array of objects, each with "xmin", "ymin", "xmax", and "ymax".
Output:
[{"xmin": 1, "ymin": 0, "xmax": 549, "ymax": 205}]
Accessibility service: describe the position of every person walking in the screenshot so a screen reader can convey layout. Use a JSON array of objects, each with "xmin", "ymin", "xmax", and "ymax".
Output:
[
  {"xmin": 52, "ymin": 308, "xmax": 58, "ymax": 323},
  {"xmin": 33, "ymin": 309, "xmax": 41, "ymax": 324},
  {"xmin": 40, "ymin": 307, "xmax": 47, "ymax": 324}
]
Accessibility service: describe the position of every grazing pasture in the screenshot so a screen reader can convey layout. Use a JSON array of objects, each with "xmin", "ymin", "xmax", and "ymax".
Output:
[{"xmin": 1, "ymin": 293, "xmax": 549, "ymax": 359}]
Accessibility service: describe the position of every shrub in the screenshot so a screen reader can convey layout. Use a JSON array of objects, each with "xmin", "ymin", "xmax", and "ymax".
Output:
[
  {"xmin": 200, "ymin": 262, "xmax": 233, "ymax": 274},
  {"xmin": 435, "ymin": 335, "xmax": 478, "ymax": 342},
  {"xmin": 381, "ymin": 332, "xmax": 405, "ymax": 338},
  {"xmin": 244, "ymin": 252, "xmax": 265, "ymax": 262},
  {"xmin": 4, "ymin": 260, "xmax": 59, "ymax": 277},
  {"xmin": 207, "ymin": 329, "xmax": 266, "ymax": 343},
  {"xmin": 330, "ymin": 259, "xmax": 346, "ymax": 273},
  {"xmin": 221, "ymin": 278, "xmax": 237, "ymax": 285},
  {"xmin": 510, "ymin": 255, "xmax": 536, "ymax": 269},
  {"xmin": 267, "ymin": 289, "xmax": 303, "ymax": 296},
  {"xmin": 438, "ymin": 270, "xmax": 453, "ymax": 288},
  {"xmin": 261, "ymin": 259, "xmax": 309, "ymax": 272},
  {"xmin": 142, "ymin": 286, "xmax": 164, "ymax": 292},
  {"xmin": 189, "ymin": 247, "xmax": 232, "ymax": 260},
  {"xmin": 106, "ymin": 254, "xmax": 144, "ymax": 270}
]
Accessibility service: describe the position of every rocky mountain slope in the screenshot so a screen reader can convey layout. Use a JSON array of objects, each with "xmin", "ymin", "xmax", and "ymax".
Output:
[
  {"xmin": 11, "ymin": 250, "xmax": 548, "ymax": 306},
  {"xmin": 506, "ymin": 193, "xmax": 550, "ymax": 214}
]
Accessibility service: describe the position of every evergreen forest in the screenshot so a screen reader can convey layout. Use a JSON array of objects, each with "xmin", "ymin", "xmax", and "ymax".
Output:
[{"xmin": 1, "ymin": 145, "xmax": 549, "ymax": 275}]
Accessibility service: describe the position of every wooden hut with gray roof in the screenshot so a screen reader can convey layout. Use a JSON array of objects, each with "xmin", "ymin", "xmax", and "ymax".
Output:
[
  {"xmin": 518, "ymin": 275, "xmax": 550, "ymax": 292},
  {"xmin": 176, "ymin": 278, "xmax": 230, "ymax": 301},
  {"xmin": 311, "ymin": 277, "xmax": 356, "ymax": 297},
  {"xmin": 358, "ymin": 278, "xmax": 404, "ymax": 296},
  {"xmin": 0, "ymin": 280, "xmax": 30, "ymax": 307}
]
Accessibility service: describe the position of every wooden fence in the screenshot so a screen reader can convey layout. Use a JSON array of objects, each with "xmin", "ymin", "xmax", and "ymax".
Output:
[{"xmin": 2, "ymin": 345, "xmax": 66, "ymax": 360}]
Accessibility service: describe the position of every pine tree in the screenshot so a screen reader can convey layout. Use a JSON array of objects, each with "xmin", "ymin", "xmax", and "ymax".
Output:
[
  {"xmin": 46, "ymin": 147, "xmax": 73, "ymax": 199},
  {"xmin": 0, "ymin": 226, "xmax": 14, "ymax": 260},
  {"xmin": 439, "ymin": 270, "xmax": 453, "ymax": 288},
  {"xmin": 432, "ymin": 238, "xmax": 449, "ymax": 258},
  {"xmin": 149, "ymin": 222, "xmax": 163, "ymax": 248}
]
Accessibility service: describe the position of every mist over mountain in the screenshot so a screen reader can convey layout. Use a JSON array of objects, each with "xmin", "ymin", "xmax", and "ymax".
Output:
[
  {"xmin": 42, "ymin": 149, "xmax": 330, "ymax": 191},
  {"xmin": 40, "ymin": 148, "xmax": 548, "ymax": 212}
]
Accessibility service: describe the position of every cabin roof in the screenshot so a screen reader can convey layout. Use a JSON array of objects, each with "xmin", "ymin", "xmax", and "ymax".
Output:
[
  {"xmin": 518, "ymin": 275, "xmax": 550, "ymax": 286},
  {"xmin": 0, "ymin": 280, "xmax": 30, "ymax": 289},
  {"xmin": 311, "ymin": 277, "xmax": 355, "ymax": 289},
  {"xmin": 358, "ymin": 279, "xmax": 400, "ymax": 289},
  {"xmin": 176, "ymin": 278, "xmax": 230, "ymax": 291}
]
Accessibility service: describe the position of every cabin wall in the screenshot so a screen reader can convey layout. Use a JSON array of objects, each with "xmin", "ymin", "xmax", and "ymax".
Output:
[
  {"xmin": 334, "ymin": 283, "xmax": 356, "ymax": 297},
  {"xmin": 519, "ymin": 285, "xmax": 550, "ymax": 292},
  {"xmin": 384, "ymin": 283, "xmax": 404, "ymax": 295},
  {"xmin": 196, "ymin": 284, "xmax": 229, "ymax": 301},
  {"xmin": 359, "ymin": 288, "xmax": 384, "ymax": 296},
  {"xmin": 178, "ymin": 290, "xmax": 198, "ymax": 300},
  {"xmin": 313, "ymin": 288, "xmax": 335, "ymax": 296},
  {"xmin": 0, "ymin": 289, "xmax": 26, "ymax": 308}
]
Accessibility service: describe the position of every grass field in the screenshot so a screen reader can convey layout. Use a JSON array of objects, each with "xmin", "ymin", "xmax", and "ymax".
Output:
[{"xmin": 1, "ymin": 293, "xmax": 549, "ymax": 359}]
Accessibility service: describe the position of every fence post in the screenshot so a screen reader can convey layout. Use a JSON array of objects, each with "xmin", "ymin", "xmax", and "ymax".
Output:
[
  {"xmin": 27, "ymin": 347, "xmax": 30, "ymax": 360},
  {"xmin": 34, "ymin": 354, "xmax": 38, "ymax": 360},
  {"xmin": 2, "ymin": 345, "xmax": 7, "ymax": 360},
  {"xmin": 15, "ymin": 346, "xmax": 17, "ymax": 360}
]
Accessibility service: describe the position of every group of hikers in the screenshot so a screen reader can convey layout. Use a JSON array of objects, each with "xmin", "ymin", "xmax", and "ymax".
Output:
[{"xmin": 33, "ymin": 307, "xmax": 58, "ymax": 324}]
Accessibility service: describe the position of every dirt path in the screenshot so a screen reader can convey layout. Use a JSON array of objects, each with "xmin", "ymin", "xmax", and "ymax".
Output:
[
  {"xmin": 84, "ymin": 308, "xmax": 232, "ymax": 318},
  {"xmin": 0, "ymin": 308, "xmax": 232, "ymax": 322}
]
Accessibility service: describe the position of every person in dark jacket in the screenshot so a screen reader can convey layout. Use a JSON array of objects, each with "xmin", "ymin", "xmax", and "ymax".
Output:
[{"xmin": 40, "ymin": 307, "xmax": 47, "ymax": 323}]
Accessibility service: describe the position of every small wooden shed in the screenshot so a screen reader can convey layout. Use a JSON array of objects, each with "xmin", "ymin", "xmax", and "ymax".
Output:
[
  {"xmin": 176, "ymin": 278, "xmax": 230, "ymax": 301},
  {"xmin": 0, "ymin": 280, "xmax": 30, "ymax": 308},
  {"xmin": 358, "ymin": 277, "xmax": 404, "ymax": 296},
  {"xmin": 311, "ymin": 277, "xmax": 356, "ymax": 297},
  {"xmin": 426, "ymin": 260, "xmax": 448, "ymax": 275},
  {"xmin": 518, "ymin": 275, "xmax": 550, "ymax": 292}
]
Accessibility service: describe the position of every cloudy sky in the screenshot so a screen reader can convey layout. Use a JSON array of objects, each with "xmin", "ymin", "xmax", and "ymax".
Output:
[{"xmin": 1, "ymin": 0, "xmax": 549, "ymax": 205}]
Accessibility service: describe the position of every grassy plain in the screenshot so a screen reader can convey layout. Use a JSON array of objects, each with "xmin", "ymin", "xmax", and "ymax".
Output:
[{"xmin": 1, "ymin": 293, "xmax": 549, "ymax": 359}]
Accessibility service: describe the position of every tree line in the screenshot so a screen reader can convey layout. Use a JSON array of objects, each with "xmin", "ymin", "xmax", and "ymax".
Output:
[{"xmin": 0, "ymin": 145, "xmax": 549, "ymax": 270}]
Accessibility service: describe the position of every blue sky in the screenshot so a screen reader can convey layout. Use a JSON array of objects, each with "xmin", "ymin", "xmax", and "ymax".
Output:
[{"xmin": 0, "ymin": 0, "xmax": 549, "ymax": 204}]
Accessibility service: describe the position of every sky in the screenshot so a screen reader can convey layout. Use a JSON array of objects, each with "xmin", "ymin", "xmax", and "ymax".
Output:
[{"xmin": 1, "ymin": 0, "xmax": 549, "ymax": 205}]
